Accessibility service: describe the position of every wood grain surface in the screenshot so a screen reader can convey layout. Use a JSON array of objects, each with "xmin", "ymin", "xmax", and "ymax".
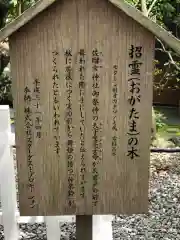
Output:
[{"xmin": 9, "ymin": 0, "xmax": 154, "ymax": 216}]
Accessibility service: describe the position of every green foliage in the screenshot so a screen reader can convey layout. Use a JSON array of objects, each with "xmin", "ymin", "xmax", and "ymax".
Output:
[
  {"xmin": 7, "ymin": 0, "xmax": 37, "ymax": 22},
  {"xmin": 0, "ymin": 73, "xmax": 12, "ymax": 105},
  {"xmin": 0, "ymin": 0, "xmax": 11, "ymax": 28},
  {"xmin": 154, "ymin": 110, "xmax": 167, "ymax": 130},
  {"xmin": 126, "ymin": 0, "xmax": 139, "ymax": 5}
]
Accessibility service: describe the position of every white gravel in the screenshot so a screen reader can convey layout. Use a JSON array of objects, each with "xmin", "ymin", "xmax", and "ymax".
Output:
[
  {"xmin": 113, "ymin": 153, "xmax": 180, "ymax": 239},
  {"xmin": 0, "ymin": 152, "xmax": 180, "ymax": 239}
]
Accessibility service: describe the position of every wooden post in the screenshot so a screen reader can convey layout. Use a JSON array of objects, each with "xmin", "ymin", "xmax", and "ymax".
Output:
[
  {"xmin": 76, "ymin": 215, "xmax": 92, "ymax": 240},
  {"xmin": 76, "ymin": 215, "xmax": 113, "ymax": 240},
  {"xmin": 0, "ymin": 106, "xmax": 19, "ymax": 240},
  {"xmin": 93, "ymin": 215, "xmax": 113, "ymax": 240},
  {"xmin": 45, "ymin": 216, "xmax": 61, "ymax": 240}
]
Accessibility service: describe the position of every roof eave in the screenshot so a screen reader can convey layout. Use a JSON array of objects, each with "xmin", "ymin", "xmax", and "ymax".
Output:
[
  {"xmin": 0, "ymin": 0, "xmax": 56, "ymax": 42},
  {"xmin": 110, "ymin": 0, "xmax": 180, "ymax": 55}
]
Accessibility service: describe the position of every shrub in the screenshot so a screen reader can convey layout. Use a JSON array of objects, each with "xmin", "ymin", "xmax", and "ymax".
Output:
[
  {"xmin": 0, "ymin": 73, "xmax": 13, "ymax": 106},
  {"xmin": 154, "ymin": 109, "xmax": 167, "ymax": 130}
]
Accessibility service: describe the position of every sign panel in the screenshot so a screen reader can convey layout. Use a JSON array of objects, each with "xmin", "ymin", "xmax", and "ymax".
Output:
[{"xmin": 10, "ymin": 0, "xmax": 154, "ymax": 216}]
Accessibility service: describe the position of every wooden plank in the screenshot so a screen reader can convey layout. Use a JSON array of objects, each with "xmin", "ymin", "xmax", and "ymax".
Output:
[
  {"xmin": 76, "ymin": 216, "xmax": 92, "ymax": 240},
  {"xmin": 10, "ymin": 0, "xmax": 154, "ymax": 216},
  {"xmin": 0, "ymin": 106, "xmax": 19, "ymax": 240}
]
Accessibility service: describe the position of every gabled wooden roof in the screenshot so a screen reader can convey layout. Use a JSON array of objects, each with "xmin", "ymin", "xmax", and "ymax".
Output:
[{"xmin": 0, "ymin": 0, "xmax": 180, "ymax": 55}]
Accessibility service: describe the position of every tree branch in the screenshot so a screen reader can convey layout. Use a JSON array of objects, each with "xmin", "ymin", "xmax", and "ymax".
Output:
[
  {"xmin": 135, "ymin": 0, "xmax": 140, "ymax": 7},
  {"xmin": 147, "ymin": 0, "xmax": 158, "ymax": 15},
  {"xmin": 158, "ymin": 69, "xmax": 169, "ymax": 87},
  {"xmin": 141, "ymin": 0, "xmax": 148, "ymax": 16},
  {"xmin": 156, "ymin": 38, "xmax": 180, "ymax": 71}
]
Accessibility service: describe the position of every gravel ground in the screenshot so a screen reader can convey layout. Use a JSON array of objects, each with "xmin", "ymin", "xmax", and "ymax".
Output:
[
  {"xmin": 1, "ymin": 152, "xmax": 180, "ymax": 239},
  {"xmin": 114, "ymin": 153, "xmax": 180, "ymax": 240}
]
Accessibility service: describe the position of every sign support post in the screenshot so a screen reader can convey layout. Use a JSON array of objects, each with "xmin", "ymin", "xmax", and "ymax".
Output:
[{"xmin": 76, "ymin": 215, "xmax": 92, "ymax": 240}]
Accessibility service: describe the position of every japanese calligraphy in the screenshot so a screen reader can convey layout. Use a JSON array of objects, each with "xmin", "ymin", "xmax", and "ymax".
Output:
[
  {"xmin": 32, "ymin": 78, "xmax": 42, "ymax": 139},
  {"xmin": 129, "ymin": 45, "xmax": 142, "ymax": 59},
  {"xmin": 127, "ymin": 44, "xmax": 143, "ymax": 160},
  {"xmin": 78, "ymin": 49, "xmax": 87, "ymax": 199},
  {"xmin": 24, "ymin": 86, "xmax": 36, "ymax": 208},
  {"xmin": 112, "ymin": 65, "xmax": 118, "ymax": 157},
  {"xmin": 91, "ymin": 48, "xmax": 103, "ymax": 206},
  {"xmin": 52, "ymin": 51, "xmax": 60, "ymax": 156},
  {"xmin": 64, "ymin": 49, "xmax": 75, "ymax": 207}
]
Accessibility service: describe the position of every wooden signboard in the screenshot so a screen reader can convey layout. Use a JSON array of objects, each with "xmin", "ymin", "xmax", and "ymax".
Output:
[{"xmin": 9, "ymin": 0, "xmax": 154, "ymax": 216}]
